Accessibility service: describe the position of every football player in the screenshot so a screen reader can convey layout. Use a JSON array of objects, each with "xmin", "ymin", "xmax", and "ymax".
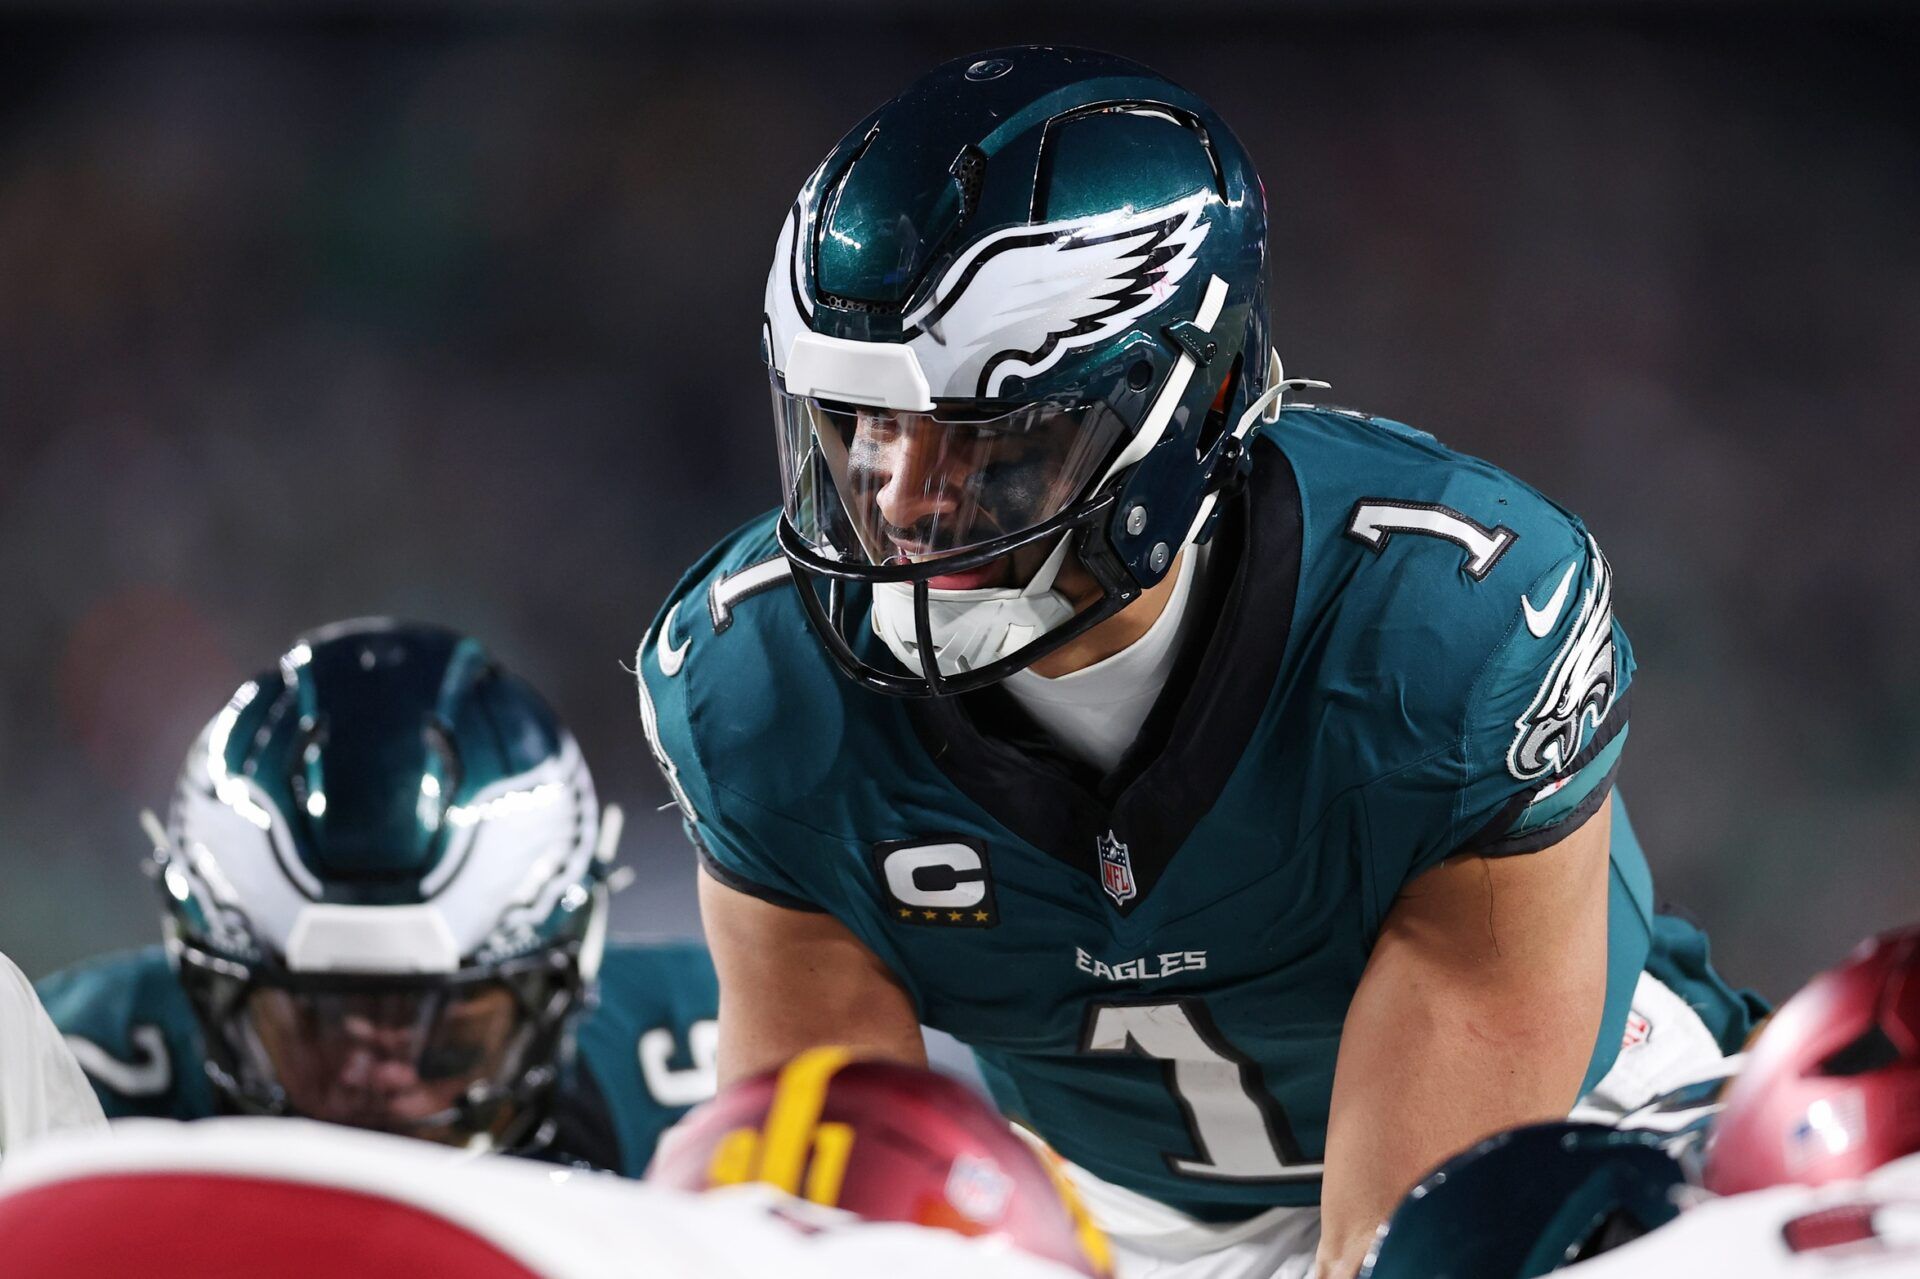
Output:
[
  {"xmin": 39, "ymin": 619, "xmax": 717, "ymax": 1173},
  {"xmin": 0, "ymin": 952, "xmax": 103, "ymax": 1162},
  {"xmin": 650, "ymin": 1045, "xmax": 1112, "ymax": 1277},
  {"xmin": 637, "ymin": 46, "xmax": 1763, "ymax": 1278},
  {"xmin": 1363, "ymin": 923, "xmax": 1920, "ymax": 1277}
]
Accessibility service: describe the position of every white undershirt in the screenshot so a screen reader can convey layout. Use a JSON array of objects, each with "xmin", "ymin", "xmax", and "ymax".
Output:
[{"xmin": 1003, "ymin": 540, "xmax": 1207, "ymax": 775}]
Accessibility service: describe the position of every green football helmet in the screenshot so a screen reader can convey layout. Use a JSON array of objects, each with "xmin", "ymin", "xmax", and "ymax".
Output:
[
  {"xmin": 1360, "ymin": 1122, "xmax": 1688, "ymax": 1279},
  {"xmin": 152, "ymin": 619, "xmax": 617, "ymax": 1152},
  {"xmin": 766, "ymin": 45, "xmax": 1311, "ymax": 696}
]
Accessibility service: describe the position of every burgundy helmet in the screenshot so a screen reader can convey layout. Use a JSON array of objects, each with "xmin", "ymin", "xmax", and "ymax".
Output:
[
  {"xmin": 647, "ymin": 1047, "xmax": 1111, "ymax": 1277},
  {"xmin": 1703, "ymin": 924, "xmax": 1920, "ymax": 1196},
  {"xmin": 0, "ymin": 1172, "xmax": 543, "ymax": 1279}
]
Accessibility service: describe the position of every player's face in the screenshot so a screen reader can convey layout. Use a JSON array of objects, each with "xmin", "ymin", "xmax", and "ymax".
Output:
[
  {"xmin": 844, "ymin": 405, "xmax": 1085, "ymax": 590},
  {"xmin": 246, "ymin": 983, "xmax": 522, "ymax": 1142}
]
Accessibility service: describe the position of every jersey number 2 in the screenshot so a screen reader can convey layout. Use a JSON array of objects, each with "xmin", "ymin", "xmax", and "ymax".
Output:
[{"xmin": 1082, "ymin": 1000, "xmax": 1323, "ymax": 1181}]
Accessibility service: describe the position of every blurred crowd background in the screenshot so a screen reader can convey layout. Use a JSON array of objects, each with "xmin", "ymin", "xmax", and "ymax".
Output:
[{"xmin": 2, "ymin": 2, "xmax": 1915, "ymax": 1003}]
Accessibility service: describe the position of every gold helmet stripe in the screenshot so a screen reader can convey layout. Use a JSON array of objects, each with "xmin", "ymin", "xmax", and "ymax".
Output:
[{"xmin": 755, "ymin": 1045, "xmax": 855, "ymax": 1195}]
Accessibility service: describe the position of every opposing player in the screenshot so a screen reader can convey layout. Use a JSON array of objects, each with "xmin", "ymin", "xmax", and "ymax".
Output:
[
  {"xmin": 1361, "ymin": 924, "xmax": 1920, "ymax": 1277},
  {"xmin": 40, "ymin": 619, "xmax": 717, "ymax": 1173},
  {"xmin": 0, "ymin": 952, "xmax": 103, "ymax": 1162},
  {"xmin": 0, "ymin": 1115, "xmax": 1097, "ymax": 1279},
  {"xmin": 638, "ymin": 46, "xmax": 1761, "ymax": 1278},
  {"xmin": 650, "ymin": 1045, "xmax": 1111, "ymax": 1277}
]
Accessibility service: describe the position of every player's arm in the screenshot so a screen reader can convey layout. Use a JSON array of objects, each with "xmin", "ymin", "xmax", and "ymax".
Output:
[
  {"xmin": 699, "ymin": 872, "xmax": 926, "ymax": 1087},
  {"xmin": 1313, "ymin": 803, "xmax": 1612, "ymax": 1279}
]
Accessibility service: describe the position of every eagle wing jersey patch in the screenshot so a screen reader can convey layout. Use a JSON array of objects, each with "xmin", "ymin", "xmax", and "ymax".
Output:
[
  {"xmin": 899, "ymin": 193, "xmax": 1211, "ymax": 399},
  {"xmin": 1508, "ymin": 537, "xmax": 1620, "ymax": 781}
]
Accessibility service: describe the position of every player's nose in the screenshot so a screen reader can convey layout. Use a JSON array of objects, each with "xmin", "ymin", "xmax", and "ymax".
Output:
[{"xmin": 874, "ymin": 421, "xmax": 961, "ymax": 536}]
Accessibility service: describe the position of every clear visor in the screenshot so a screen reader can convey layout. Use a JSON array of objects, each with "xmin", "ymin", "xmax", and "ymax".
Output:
[
  {"xmin": 774, "ymin": 378, "xmax": 1129, "ymax": 574},
  {"xmin": 239, "ymin": 980, "xmax": 534, "ymax": 1143}
]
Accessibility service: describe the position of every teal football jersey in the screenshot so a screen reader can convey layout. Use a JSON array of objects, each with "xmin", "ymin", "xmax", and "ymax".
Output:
[
  {"xmin": 36, "ymin": 939, "xmax": 717, "ymax": 1176},
  {"xmin": 640, "ymin": 405, "xmax": 1760, "ymax": 1219}
]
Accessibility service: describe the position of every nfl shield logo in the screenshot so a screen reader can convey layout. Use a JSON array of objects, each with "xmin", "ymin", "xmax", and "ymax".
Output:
[{"xmin": 1096, "ymin": 831, "xmax": 1136, "ymax": 905}]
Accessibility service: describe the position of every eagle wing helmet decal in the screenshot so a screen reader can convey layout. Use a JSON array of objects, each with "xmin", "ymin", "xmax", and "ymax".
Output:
[
  {"xmin": 1508, "ymin": 537, "xmax": 1620, "ymax": 781},
  {"xmin": 902, "ymin": 192, "xmax": 1211, "ymax": 399},
  {"xmin": 764, "ymin": 192, "xmax": 1214, "ymax": 402}
]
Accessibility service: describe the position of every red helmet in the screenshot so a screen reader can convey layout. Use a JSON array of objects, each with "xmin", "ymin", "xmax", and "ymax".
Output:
[
  {"xmin": 1703, "ymin": 924, "xmax": 1920, "ymax": 1196},
  {"xmin": 647, "ymin": 1048, "xmax": 1111, "ymax": 1277},
  {"xmin": 0, "ymin": 1172, "xmax": 542, "ymax": 1279}
]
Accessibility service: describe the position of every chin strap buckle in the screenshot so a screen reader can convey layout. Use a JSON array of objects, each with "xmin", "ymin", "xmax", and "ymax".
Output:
[{"xmin": 1194, "ymin": 434, "xmax": 1254, "ymax": 546}]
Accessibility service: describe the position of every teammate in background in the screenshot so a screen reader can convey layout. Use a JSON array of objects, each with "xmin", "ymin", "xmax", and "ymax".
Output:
[
  {"xmin": 650, "ymin": 1046, "xmax": 1112, "ymax": 1277},
  {"xmin": 0, "ymin": 1114, "xmax": 1096, "ymax": 1279},
  {"xmin": 1361, "ymin": 924, "xmax": 1920, "ymax": 1277},
  {"xmin": 0, "ymin": 952, "xmax": 103, "ymax": 1162},
  {"xmin": 637, "ymin": 46, "xmax": 1763, "ymax": 1278},
  {"xmin": 39, "ymin": 619, "xmax": 716, "ymax": 1173}
]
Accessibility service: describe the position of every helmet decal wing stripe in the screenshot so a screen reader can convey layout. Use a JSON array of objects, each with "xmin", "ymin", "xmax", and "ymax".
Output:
[{"xmin": 901, "ymin": 193, "xmax": 1212, "ymax": 399}]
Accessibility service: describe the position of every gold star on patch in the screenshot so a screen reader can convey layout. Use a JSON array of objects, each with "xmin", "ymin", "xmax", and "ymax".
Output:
[
  {"xmin": 922, "ymin": 910, "xmax": 938, "ymax": 921},
  {"xmin": 948, "ymin": 911, "xmax": 963, "ymax": 922},
  {"xmin": 973, "ymin": 910, "xmax": 990, "ymax": 922},
  {"xmin": 897, "ymin": 908, "xmax": 913, "ymax": 919}
]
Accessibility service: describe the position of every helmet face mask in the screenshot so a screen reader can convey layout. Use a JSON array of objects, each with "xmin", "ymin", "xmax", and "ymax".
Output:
[
  {"xmin": 764, "ymin": 46, "xmax": 1276, "ymax": 696},
  {"xmin": 174, "ymin": 932, "xmax": 586, "ymax": 1151},
  {"xmin": 157, "ymin": 619, "xmax": 612, "ymax": 1153},
  {"xmin": 1702, "ymin": 925, "xmax": 1920, "ymax": 1195}
]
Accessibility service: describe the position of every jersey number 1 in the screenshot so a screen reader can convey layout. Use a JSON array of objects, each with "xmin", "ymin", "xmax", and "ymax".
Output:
[{"xmin": 1082, "ymin": 1000, "xmax": 1323, "ymax": 1181}]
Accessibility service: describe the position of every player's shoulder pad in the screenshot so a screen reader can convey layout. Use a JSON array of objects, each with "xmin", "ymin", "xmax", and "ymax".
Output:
[
  {"xmin": 35, "ymin": 946, "xmax": 209, "ymax": 1118},
  {"xmin": 634, "ymin": 510, "xmax": 875, "ymax": 822},
  {"xmin": 1260, "ymin": 404, "xmax": 1628, "ymax": 741}
]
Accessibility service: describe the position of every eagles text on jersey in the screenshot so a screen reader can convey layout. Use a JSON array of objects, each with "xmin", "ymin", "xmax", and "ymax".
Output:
[{"xmin": 640, "ymin": 405, "xmax": 1759, "ymax": 1217}]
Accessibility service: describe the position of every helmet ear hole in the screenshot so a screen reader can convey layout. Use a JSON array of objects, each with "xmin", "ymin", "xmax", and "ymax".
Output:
[
  {"xmin": 1193, "ymin": 355, "xmax": 1243, "ymax": 461},
  {"xmin": 1819, "ymin": 1023, "xmax": 1904, "ymax": 1076}
]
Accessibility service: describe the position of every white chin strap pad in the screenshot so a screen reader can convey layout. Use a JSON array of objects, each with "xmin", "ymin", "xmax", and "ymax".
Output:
[{"xmin": 870, "ymin": 538, "xmax": 1077, "ymax": 677}]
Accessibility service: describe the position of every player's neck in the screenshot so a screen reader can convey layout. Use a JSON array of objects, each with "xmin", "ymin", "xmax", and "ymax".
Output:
[{"xmin": 1028, "ymin": 549, "xmax": 1189, "ymax": 678}]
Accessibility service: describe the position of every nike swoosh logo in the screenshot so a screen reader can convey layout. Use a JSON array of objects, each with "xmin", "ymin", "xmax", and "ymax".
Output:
[
  {"xmin": 1523, "ymin": 561, "xmax": 1579, "ymax": 638},
  {"xmin": 656, "ymin": 602, "xmax": 690, "ymax": 677}
]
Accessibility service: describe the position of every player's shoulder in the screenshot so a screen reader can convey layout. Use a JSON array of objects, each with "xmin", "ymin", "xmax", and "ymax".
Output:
[
  {"xmin": 587, "ymin": 938, "xmax": 718, "ymax": 1027},
  {"xmin": 36, "ymin": 945, "xmax": 181, "ymax": 1036},
  {"xmin": 635, "ymin": 510, "xmax": 897, "ymax": 819},
  {"xmin": 35, "ymin": 946, "xmax": 208, "ymax": 1119},
  {"xmin": 1260, "ymin": 404, "xmax": 1612, "ymax": 679},
  {"xmin": 1265, "ymin": 402, "xmax": 1596, "ymax": 593}
]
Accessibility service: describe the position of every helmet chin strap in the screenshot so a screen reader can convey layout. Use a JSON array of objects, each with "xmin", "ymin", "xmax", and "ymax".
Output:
[
  {"xmin": 871, "ymin": 536, "xmax": 1078, "ymax": 677},
  {"xmin": 1181, "ymin": 348, "xmax": 1328, "ymax": 547}
]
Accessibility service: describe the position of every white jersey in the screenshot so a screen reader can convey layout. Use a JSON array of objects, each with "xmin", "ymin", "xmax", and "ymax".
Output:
[
  {"xmin": 0, "ymin": 1116, "xmax": 1086, "ymax": 1279},
  {"xmin": 1574, "ymin": 1154, "xmax": 1920, "ymax": 1277},
  {"xmin": 0, "ymin": 952, "xmax": 105, "ymax": 1161}
]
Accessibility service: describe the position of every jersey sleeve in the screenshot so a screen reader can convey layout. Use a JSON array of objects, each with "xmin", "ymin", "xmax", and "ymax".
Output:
[
  {"xmin": 35, "ymin": 946, "xmax": 212, "ymax": 1121},
  {"xmin": 1450, "ymin": 534, "xmax": 1633, "ymax": 860},
  {"xmin": 636, "ymin": 553, "xmax": 825, "ymax": 914}
]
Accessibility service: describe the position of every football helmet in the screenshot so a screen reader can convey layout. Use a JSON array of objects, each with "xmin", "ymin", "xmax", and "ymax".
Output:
[
  {"xmin": 1360, "ymin": 1122, "xmax": 1687, "ymax": 1279},
  {"xmin": 767, "ymin": 45, "xmax": 1311, "ymax": 696},
  {"xmin": 1702, "ymin": 923, "xmax": 1920, "ymax": 1195},
  {"xmin": 152, "ymin": 619, "xmax": 616, "ymax": 1152},
  {"xmin": 647, "ymin": 1047, "xmax": 1112, "ymax": 1277}
]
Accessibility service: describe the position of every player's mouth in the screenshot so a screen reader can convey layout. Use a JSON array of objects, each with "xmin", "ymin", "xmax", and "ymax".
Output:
[{"xmin": 886, "ymin": 539, "xmax": 1009, "ymax": 591}]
